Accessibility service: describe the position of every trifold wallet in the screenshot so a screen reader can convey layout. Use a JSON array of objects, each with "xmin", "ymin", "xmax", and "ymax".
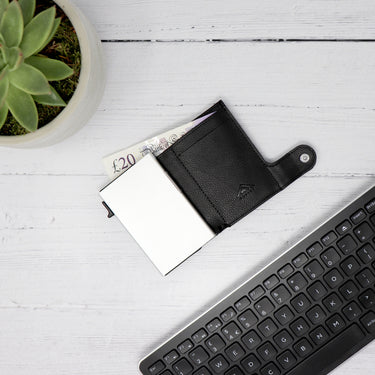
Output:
[{"xmin": 100, "ymin": 101, "xmax": 317, "ymax": 276}]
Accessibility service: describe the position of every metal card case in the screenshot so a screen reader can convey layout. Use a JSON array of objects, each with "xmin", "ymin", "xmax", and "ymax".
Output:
[{"xmin": 100, "ymin": 154, "xmax": 215, "ymax": 276}]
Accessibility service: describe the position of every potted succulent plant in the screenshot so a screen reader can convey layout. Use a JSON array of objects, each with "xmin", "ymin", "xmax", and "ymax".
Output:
[{"xmin": 0, "ymin": 0, "xmax": 104, "ymax": 147}]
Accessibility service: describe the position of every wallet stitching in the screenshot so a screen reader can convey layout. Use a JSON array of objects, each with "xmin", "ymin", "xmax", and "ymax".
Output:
[{"xmin": 171, "ymin": 148, "xmax": 226, "ymax": 224}]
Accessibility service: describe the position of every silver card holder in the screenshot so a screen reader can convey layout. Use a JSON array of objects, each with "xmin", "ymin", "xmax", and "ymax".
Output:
[{"xmin": 100, "ymin": 154, "xmax": 215, "ymax": 276}]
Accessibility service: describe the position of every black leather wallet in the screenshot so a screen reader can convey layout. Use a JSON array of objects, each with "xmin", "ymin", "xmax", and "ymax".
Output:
[
  {"xmin": 157, "ymin": 100, "xmax": 317, "ymax": 234},
  {"xmin": 100, "ymin": 100, "xmax": 317, "ymax": 275}
]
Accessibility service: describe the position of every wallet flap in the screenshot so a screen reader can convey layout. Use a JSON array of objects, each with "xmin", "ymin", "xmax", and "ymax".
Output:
[{"xmin": 158, "ymin": 101, "xmax": 316, "ymax": 234}]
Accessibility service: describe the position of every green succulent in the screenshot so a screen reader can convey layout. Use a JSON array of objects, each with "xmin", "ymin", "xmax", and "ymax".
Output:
[{"xmin": 0, "ymin": 0, "xmax": 74, "ymax": 132}]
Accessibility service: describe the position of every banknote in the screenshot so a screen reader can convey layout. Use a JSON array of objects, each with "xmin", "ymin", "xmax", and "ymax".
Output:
[{"xmin": 103, "ymin": 112, "xmax": 215, "ymax": 179}]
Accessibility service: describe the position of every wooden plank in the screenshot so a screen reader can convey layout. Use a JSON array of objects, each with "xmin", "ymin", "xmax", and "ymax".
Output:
[
  {"xmin": 73, "ymin": 0, "xmax": 375, "ymax": 40},
  {"xmin": 0, "ymin": 42, "xmax": 374, "ymax": 176}
]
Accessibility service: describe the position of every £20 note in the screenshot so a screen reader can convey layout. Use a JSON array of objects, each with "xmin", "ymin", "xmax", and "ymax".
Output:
[{"xmin": 102, "ymin": 112, "xmax": 215, "ymax": 179}]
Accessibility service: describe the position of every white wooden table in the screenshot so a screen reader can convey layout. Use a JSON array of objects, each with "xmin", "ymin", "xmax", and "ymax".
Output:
[{"xmin": 1, "ymin": 1, "xmax": 374, "ymax": 374}]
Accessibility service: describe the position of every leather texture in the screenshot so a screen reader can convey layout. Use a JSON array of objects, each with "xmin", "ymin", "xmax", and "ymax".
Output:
[{"xmin": 157, "ymin": 101, "xmax": 317, "ymax": 234}]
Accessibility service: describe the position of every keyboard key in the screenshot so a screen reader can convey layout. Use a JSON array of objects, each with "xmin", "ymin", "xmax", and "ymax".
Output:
[
  {"xmin": 260, "ymin": 363, "xmax": 280, "ymax": 375},
  {"xmin": 222, "ymin": 322, "xmax": 242, "ymax": 342},
  {"xmin": 356, "ymin": 268, "xmax": 375, "ymax": 288},
  {"xmin": 321, "ymin": 231, "xmax": 337, "ymax": 246},
  {"xmin": 148, "ymin": 361, "xmax": 165, "ymax": 374},
  {"xmin": 354, "ymin": 222, "xmax": 374, "ymax": 242},
  {"xmin": 206, "ymin": 335, "xmax": 225, "ymax": 354},
  {"xmin": 242, "ymin": 330, "xmax": 261, "ymax": 350},
  {"xmin": 343, "ymin": 302, "xmax": 362, "ymax": 321},
  {"xmin": 240, "ymin": 354, "xmax": 261, "ymax": 373},
  {"xmin": 293, "ymin": 338, "xmax": 313, "ymax": 358},
  {"xmin": 291, "ymin": 317, "xmax": 310, "ymax": 337},
  {"xmin": 209, "ymin": 355, "xmax": 229, "ymax": 374},
  {"xmin": 190, "ymin": 347, "xmax": 210, "ymax": 366},
  {"xmin": 192, "ymin": 329, "xmax": 208, "ymax": 344},
  {"xmin": 264, "ymin": 275, "xmax": 279, "ymax": 290},
  {"xmin": 224, "ymin": 367, "xmax": 244, "ymax": 375},
  {"xmin": 221, "ymin": 308, "xmax": 236, "ymax": 322},
  {"xmin": 164, "ymin": 350, "xmax": 179, "ymax": 365},
  {"xmin": 287, "ymin": 324, "xmax": 364, "ymax": 375},
  {"xmin": 310, "ymin": 325, "xmax": 330, "ymax": 345},
  {"xmin": 359, "ymin": 289, "xmax": 375, "ymax": 309},
  {"xmin": 336, "ymin": 220, "xmax": 352, "ymax": 235},
  {"xmin": 225, "ymin": 343, "xmax": 245, "ymax": 362},
  {"xmin": 307, "ymin": 281, "xmax": 327, "ymax": 301},
  {"xmin": 304, "ymin": 260, "xmax": 324, "ymax": 280},
  {"xmin": 234, "ymin": 297, "xmax": 250, "ymax": 312},
  {"xmin": 287, "ymin": 272, "xmax": 307, "ymax": 292},
  {"xmin": 161, "ymin": 371, "xmax": 173, "ymax": 375},
  {"xmin": 357, "ymin": 244, "xmax": 375, "ymax": 264},
  {"xmin": 274, "ymin": 306, "xmax": 294, "ymax": 325},
  {"xmin": 340, "ymin": 256, "xmax": 360, "ymax": 276},
  {"xmin": 320, "ymin": 247, "xmax": 340, "ymax": 267},
  {"xmin": 193, "ymin": 368, "xmax": 211, "ymax": 375},
  {"xmin": 173, "ymin": 359, "xmax": 193, "ymax": 375},
  {"xmin": 274, "ymin": 329, "xmax": 293, "ymax": 349},
  {"xmin": 291, "ymin": 293, "xmax": 311, "ymax": 313},
  {"xmin": 326, "ymin": 313, "xmax": 346, "ymax": 333},
  {"xmin": 351, "ymin": 209, "xmax": 367, "ymax": 224},
  {"xmin": 292, "ymin": 253, "xmax": 308, "ymax": 268},
  {"xmin": 257, "ymin": 341, "xmax": 276, "ymax": 361},
  {"xmin": 178, "ymin": 339, "xmax": 194, "ymax": 354},
  {"xmin": 254, "ymin": 297, "xmax": 274, "ymax": 317},
  {"xmin": 277, "ymin": 350, "xmax": 297, "ymax": 370},
  {"xmin": 207, "ymin": 319, "xmax": 222, "ymax": 333},
  {"xmin": 238, "ymin": 309, "xmax": 257, "ymax": 329},
  {"xmin": 360, "ymin": 311, "xmax": 375, "ymax": 333},
  {"xmin": 249, "ymin": 286, "xmax": 265, "ymax": 301},
  {"xmin": 323, "ymin": 292, "xmax": 343, "ymax": 312},
  {"xmin": 339, "ymin": 280, "xmax": 359, "ymax": 300},
  {"xmin": 324, "ymin": 268, "xmax": 344, "ymax": 288},
  {"xmin": 270, "ymin": 285, "xmax": 291, "ymax": 305},
  {"xmin": 306, "ymin": 242, "xmax": 323, "ymax": 258},
  {"xmin": 366, "ymin": 199, "xmax": 375, "ymax": 213},
  {"xmin": 225, "ymin": 366, "xmax": 244, "ymax": 375},
  {"xmin": 258, "ymin": 318, "xmax": 278, "ymax": 338},
  {"xmin": 278, "ymin": 264, "xmax": 294, "ymax": 279},
  {"xmin": 336, "ymin": 235, "xmax": 357, "ymax": 255},
  {"xmin": 306, "ymin": 305, "xmax": 326, "ymax": 325}
]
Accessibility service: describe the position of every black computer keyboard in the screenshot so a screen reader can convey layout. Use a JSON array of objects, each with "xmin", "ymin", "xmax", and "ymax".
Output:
[{"xmin": 139, "ymin": 185, "xmax": 375, "ymax": 375}]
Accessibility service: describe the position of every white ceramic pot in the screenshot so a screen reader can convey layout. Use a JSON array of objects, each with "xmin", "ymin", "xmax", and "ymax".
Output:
[{"xmin": 0, "ymin": 0, "xmax": 105, "ymax": 148}]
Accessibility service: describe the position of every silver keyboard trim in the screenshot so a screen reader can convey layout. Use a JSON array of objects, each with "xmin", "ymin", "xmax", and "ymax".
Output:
[{"xmin": 139, "ymin": 183, "xmax": 375, "ymax": 371}]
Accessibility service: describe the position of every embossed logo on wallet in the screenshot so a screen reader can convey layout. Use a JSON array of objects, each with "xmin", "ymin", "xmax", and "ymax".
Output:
[{"xmin": 237, "ymin": 184, "xmax": 256, "ymax": 199}]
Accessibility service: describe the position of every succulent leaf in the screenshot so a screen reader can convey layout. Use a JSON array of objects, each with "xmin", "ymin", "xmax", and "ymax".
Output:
[
  {"xmin": 0, "ymin": 70, "xmax": 9, "ymax": 108},
  {"xmin": 19, "ymin": 6, "xmax": 55, "ymax": 58},
  {"xmin": 0, "ymin": 102, "xmax": 8, "ymax": 130},
  {"xmin": 33, "ymin": 84, "xmax": 66, "ymax": 107},
  {"xmin": 6, "ymin": 83, "xmax": 37, "ymax": 131},
  {"xmin": 0, "ymin": 0, "xmax": 9, "ymax": 23},
  {"xmin": 18, "ymin": 0, "xmax": 35, "ymax": 25},
  {"xmin": 26, "ymin": 55, "xmax": 73, "ymax": 81},
  {"xmin": 1, "ymin": 1, "xmax": 76, "ymax": 133},
  {"xmin": 9, "ymin": 62, "xmax": 50, "ymax": 95},
  {"xmin": 0, "ymin": 51, "xmax": 5, "ymax": 70},
  {"xmin": 5, "ymin": 46, "xmax": 23, "ymax": 70},
  {"xmin": 0, "ymin": 0, "xmax": 24, "ymax": 47},
  {"xmin": 36, "ymin": 16, "xmax": 60, "ymax": 53}
]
